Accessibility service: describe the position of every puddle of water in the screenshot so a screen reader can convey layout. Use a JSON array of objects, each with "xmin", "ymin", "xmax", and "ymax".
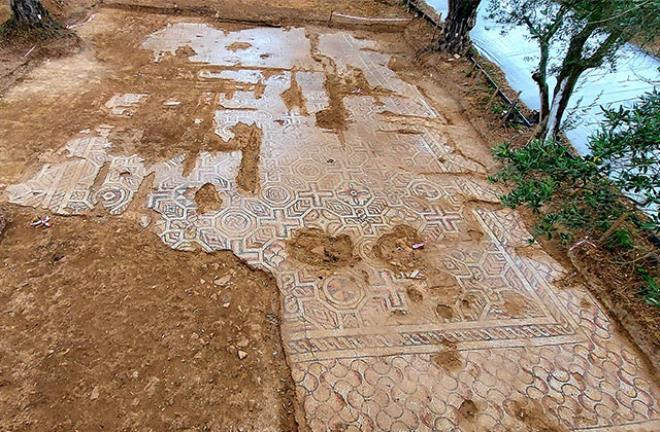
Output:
[{"xmin": 142, "ymin": 24, "xmax": 321, "ymax": 70}]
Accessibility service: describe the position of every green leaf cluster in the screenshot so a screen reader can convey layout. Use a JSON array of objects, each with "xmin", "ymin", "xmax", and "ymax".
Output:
[{"xmin": 489, "ymin": 90, "xmax": 659, "ymax": 304}]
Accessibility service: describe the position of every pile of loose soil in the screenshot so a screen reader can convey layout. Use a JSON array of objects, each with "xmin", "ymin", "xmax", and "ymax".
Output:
[
  {"xmin": 508, "ymin": 399, "xmax": 567, "ymax": 432},
  {"xmin": 281, "ymin": 71, "xmax": 308, "ymax": 115},
  {"xmin": 230, "ymin": 123, "xmax": 263, "ymax": 194},
  {"xmin": 373, "ymin": 224, "xmax": 424, "ymax": 272},
  {"xmin": 431, "ymin": 338, "xmax": 462, "ymax": 372},
  {"xmin": 0, "ymin": 206, "xmax": 300, "ymax": 431},
  {"xmin": 286, "ymin": 228, "xmax": 358, "ymax": 271},
  {"xmin": 194, "ymin": 182, "xmax": 223, "ymax": 214}
]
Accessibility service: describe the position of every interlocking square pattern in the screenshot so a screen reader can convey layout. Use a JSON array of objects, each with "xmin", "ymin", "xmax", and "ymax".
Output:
[{"xmin": 6, "ymin": 17, "xmax": 658, "ymax": 431}]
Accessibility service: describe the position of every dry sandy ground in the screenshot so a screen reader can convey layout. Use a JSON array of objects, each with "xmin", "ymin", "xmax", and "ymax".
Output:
[{"xmin": 0, "ymin": 205, "xmax": 300, "ymax": 431}]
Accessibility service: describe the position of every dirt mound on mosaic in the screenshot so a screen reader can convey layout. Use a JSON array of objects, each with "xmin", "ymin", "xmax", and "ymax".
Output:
[
  {"xmin": 194, "ymin": 182, "xmax": 223, "ymax": 214},
  {"xmin": 509, "ymin": 399, "xmax": 567, "ymax": 432},
  {"xmin": 281, "ymin": 71, "xmax": 308, "ymax": 115},
  {"xmin": 432, "ymin": 338, "xmax": 463, "ymax": 372},
  {"xmin": 287, "ymin": 228, "xmax": 359, "ymax": 270},
  {"xmin": 373, "ymin": 224, "xmax": 424, "ymax": 272},
  {"xmin": 0, "ymin": 206, "xmax": 300, "ymax": 431}
]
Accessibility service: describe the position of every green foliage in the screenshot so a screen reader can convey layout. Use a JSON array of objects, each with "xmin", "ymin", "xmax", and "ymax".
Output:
[
  {"xmin": 490, "ymin": 101, "xmax": 507, "ymax": 115},
  {"xmin": 590, "ymin": 90, "xmax": 660, "ymax": 220},
  {"xmin": 489, "ymin": 139, "xmax": 627, "ymax": 241},
  {"xmin": 639, "ymin": 268, "xmax": 660, "ymax": 307},
  {"xmin": 490, "ymin": 90, "xmax": 659, "ymax": 304}
]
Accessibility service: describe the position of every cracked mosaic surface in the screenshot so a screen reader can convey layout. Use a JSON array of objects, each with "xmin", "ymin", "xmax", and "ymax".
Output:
[{"xmin": 6, "ymin": 22, "xmax": 658, "ymax": 431}]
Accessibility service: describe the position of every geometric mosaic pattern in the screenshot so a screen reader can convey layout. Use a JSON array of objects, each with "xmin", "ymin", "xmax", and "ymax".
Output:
[{"xmin": 5, "ymin": 18, "xmax": 658, "ymax": 431}]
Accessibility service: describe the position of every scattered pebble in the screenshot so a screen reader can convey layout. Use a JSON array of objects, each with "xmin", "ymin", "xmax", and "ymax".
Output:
[
  {"xmin": 31, "ymin": 216, "xmax": 51, "ymax": 228},
  {"xmin": 139, "ymin": 215, "xmax": 151, "ymax": 228},
  {"xmin": 214, "ymin": 275, "xmax": 231, "ymax": 286},
  {"xmin": 90, "ymin": 386, "xmax": 100, "ymax": 400},
  {"xmin": 237, "ymin": 350, "xmax": 248, "ymax": 360}
]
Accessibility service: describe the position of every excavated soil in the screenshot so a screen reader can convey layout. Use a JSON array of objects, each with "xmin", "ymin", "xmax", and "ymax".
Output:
[
  {"xmin": 281, "ymin": 71, "xmax": 308, "ymax": 115},
  {"xmin": 373, "ymin": 224, "xmax": 424, "ymax": 272},
  {"xmin": 231, "ymin": 123, "xmax": 263, "ymax": 194},
  {"xmin": 431, "ymin": 339, "xmax": 462, "ymax": 372},
  {"xmin": 456, "ymin": 399, "xmax": 478, "ymax": 432},
  {"xmin": 0, "ymin": 205, "xmax": 299, "ymax": 431},
  {"xmin": 286, "ymin": 228, "xmax": 358, "ymax": 271},
  {"xmin": 103, "ymin": 0, "xmax": 405, "ymax": 25},
  {"xmin": 314, "ymin": 70, "xmax": 349, "ymax": 133},
  {"xmin": 314, "ymin": 63, "xmax": 391, "ymax": 134},
  {"xmin": 194, "ymin": 183, "xmax": 223, "ymax": 214},
  {"xmin": 509, "ymin": 399, "xmax": 567, "ymax": 432}
]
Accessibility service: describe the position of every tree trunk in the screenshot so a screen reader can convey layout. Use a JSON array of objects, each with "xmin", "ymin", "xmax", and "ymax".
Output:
[
  {"xmin": 440, "ymin": 0, "xmax": 481, "ymax": 55},
  {"xmin": 10, "ymin": 0, "xmax": 56, "ymax": 28},
  {"xmin": 533, "ymin": 41, "xmax": 551, "ymax": 122},
  {"xmin": 542, "ymin": 69, "xmax": 580, "ymax": 141}
]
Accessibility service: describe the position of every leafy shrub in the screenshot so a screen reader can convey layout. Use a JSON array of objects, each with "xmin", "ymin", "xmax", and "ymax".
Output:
[{"xmin": 489, "ymin": 91, "xmax": 659, "ymax": 304}]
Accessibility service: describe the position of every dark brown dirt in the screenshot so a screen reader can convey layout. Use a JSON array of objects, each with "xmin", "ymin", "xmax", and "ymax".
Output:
[
  {"xmin": 431, "ymin": 339, "xmax": 462, "ymax": 372},
  {"xmin": 194, "ymin": 182, "xmax": 223, "ymax": 214},
  {"xmin": 373, "ymin": 224, "xmax": 424, "ymax": 272},
  {"xmin": 0, "ymin": 205, "xmax": 300, "ymax": 431},
  {"xmin": 286, "ymin": 228, "xmax": 358, "ymax": 271},
  {"xmin": 281, "ymin": 71, "xmax": 308, "ymax": 115},
  {"xmin": 231, "ymin": 122, "xmax": 263, "ymax": 194},
  {"xmin": 227, "ymin": 41, "xmax": 252, "ymax": 51},
  {"xmin": 315, "ymin": 69, "xmax": 348, "ymax": 133},
  {"xmin": 456, "ymin": 399, "xmax": 478, "ymax": 432},
  {"xmin": 507, "ymin": 399, "xmax": 566, "ymax": 432}
]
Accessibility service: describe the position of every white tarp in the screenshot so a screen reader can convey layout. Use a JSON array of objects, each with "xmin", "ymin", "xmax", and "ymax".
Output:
[{"xmin": 425, "ymin": 0, "xmax": 660, "ymax": 155}]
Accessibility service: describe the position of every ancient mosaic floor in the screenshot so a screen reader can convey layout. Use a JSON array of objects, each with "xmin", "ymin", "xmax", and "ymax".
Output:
[{"xmin": 5, "ymin": 14, "xmax": 659, "ymax": 432}]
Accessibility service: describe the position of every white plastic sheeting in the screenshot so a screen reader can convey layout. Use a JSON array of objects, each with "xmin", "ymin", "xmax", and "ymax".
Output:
[{"xmin": 425, "ymin": 0, "xmax": 660, "ymax": 155}]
